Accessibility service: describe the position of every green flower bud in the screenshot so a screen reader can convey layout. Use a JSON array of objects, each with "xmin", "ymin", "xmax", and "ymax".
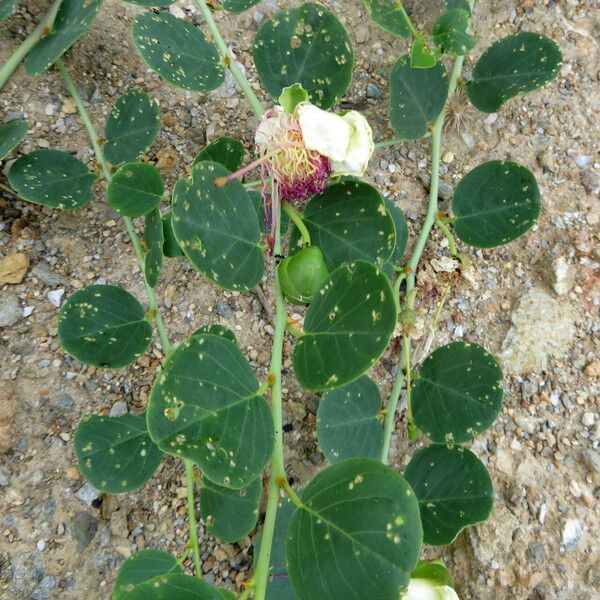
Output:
[{"xmin": 278, "ymin": 246, "xmax": 329, "ymax": 305}]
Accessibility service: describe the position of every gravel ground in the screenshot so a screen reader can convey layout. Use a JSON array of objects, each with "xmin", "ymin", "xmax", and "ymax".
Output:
[{"xmin": 1, "ymin": 0, "xmax": 599, "ymax": 599}]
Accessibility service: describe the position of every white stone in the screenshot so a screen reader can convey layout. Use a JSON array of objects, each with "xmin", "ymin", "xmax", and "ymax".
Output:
[
  {"xmin": 582, "ymin": 412, "xmax": 595, "ymax": 426},
  {"xmin": 562, "ymin": 519, "xmax": 583, "ymax": 551},
  {"xmin": 551, "ymin": 256, "xmax": 576, "ymax": 295},
  {"xmin": 47, "ymin": 288, "xmax": 65, "ymax": 307}
]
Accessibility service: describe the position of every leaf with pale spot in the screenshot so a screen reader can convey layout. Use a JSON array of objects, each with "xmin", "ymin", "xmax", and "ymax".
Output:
[
  {"xmin": 286, "ymin": 458, "xmax": 423, "ymax": 600},
  {"xmin": 107, "ymin": 162, "xmax": 164, "ymax": 218},
  {"xmin": 467, "ymin": 32, "xmax": 563, "ymax": 113},
  {"xmin": 104, "ymin": 89, "xmax": 160, "ymax": 165},
  {"xmin": 144, "ymin": 208, "xmax": 164, "ymax": 288},
  {"xmin": 147, "ymin": 333, "xmax": 274, "ymax": 488},
  {"xmin": 253, "ymin": 3, "xmax": 354, "ymax": 109},
  {"xmin": 290, "ymin": 181, "xmax": 396, "ymax": 271},
  {"xmin": 8, "ymin": 149, "xmax": 96, "ymax": 210},
  {"xmin": 390, "ymin": 56, "xmax": 449, "ymax": 139},
  {"xmin": 75, "ymin": 412, "xmax": 162, "ymax": 495},
  {"xmin": 222, "ymin": 0, "xmax": 261, "ymax": 13},
  {"xmin": 113, "ymin": 549, "xmax": 182, "ymax": 600},
  {"xmin": 382, "ymin": 198, "xmax": 409, "ymax": 278},
  {"xmin": 162, "ymin": 211, "xmax": 184, "ymax": 258},
  {"xmin": 120, "ymin": 573, "xmax": 235, "ymax": 599},
  {"xmin": 362, "ymin": 0, "xmax": 411, "ymax": 37},
  {"xmin": 193, "ymin": 137, "xmax": 245, "ymax": 172},
  {"xmin": 172, "ymin": 161, "xmax": 264, "ymax": 291},
  {"xmin": 404, "ymin": 445, "xmax": 493, "ymax": 546},
  {"xmin": 0, "ymin": 119, "xmax": 28, "ymax": 161},
  {"xmin": 317, "ymin": 376, "xmax": 384, "ymax": 463},
  {"xmin": 192, "ymin": 324, "xmax": 237, "ymax": 344},
  {"xmin": 200, "ymin": 476, "xmax": 262, "ymax": 542},
  {"xmin": 412, "ymin": 342, "xmax": 503, "ymax": 444},
  {"xmin": 25, "ymin": 0, "xmax": 102, "ymax": 75},
  {"xmin": 452, "ymin": 160, "xmax": 540, "ymax": 248},
  {"xmin": 132, "ymin": 12, "xmax": 224, "ymax": 92},
  {"xmin": 58, "ymin": 285, "xmax": 152, "ymax": 369},
  {"xmin": 433, "ymin": 8, "xmax": 475, "ymax": 56},
  {"xmin": 293, "ymin": 261, "xmax": 397, "ymax": 391}
]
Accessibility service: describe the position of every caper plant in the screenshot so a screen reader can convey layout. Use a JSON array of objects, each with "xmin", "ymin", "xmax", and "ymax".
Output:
[{"xmin": 0, "ymin": 0, "xmax": 563, "ymax": 598}]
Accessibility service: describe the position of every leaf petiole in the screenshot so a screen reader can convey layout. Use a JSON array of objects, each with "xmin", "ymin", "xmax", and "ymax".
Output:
[{"xmin": 282, "ymin": 201, "xmax": 311, "ymax": 246}]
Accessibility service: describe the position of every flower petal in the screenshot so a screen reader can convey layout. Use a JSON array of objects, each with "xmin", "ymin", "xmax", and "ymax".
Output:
[
  {"xmin": 297, "ymin": 102, "xmax": 351, "ymax": 162},
  {"xmin": 331, "ymin": 110, "xmax": 374, "ymax": 177}
]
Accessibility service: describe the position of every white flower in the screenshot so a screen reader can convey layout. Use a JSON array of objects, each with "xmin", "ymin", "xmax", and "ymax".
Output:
[
  {"xmin": 402, "ymin": 579, "xmax": 460, "ymax": 600},
  {"xmin": 296, "ymin": 102, "xmax": 374, "ymax": 177}
]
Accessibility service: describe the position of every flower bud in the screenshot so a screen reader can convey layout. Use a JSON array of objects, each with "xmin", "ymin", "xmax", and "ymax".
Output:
[{"xmin": 278, "ymin": 246, "xmax": 329, "ymax": 305}]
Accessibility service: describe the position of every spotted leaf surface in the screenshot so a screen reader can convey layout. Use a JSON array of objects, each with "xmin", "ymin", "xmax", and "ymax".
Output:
[
  {"xmin": 200, "ymin": 476, "xmax": 262, "ymax": 542},
  {"xmin": 0, "ymin": 119, "xmax": 28, "ymax": 161},
  {"xmin": 162, "ymin": 211, "xmax": 184, "ymax": 258},
  {"xmin": 317, "ymin": 376, "xmax": 384, "ymax": 463},
  {"xmin": 222, "ymin": 0, "xmax": 261, "ymax": 13},
  {"xmin": 113, "ymin": 549, "xmax": 183, "ymax": 600},
  {"xmin": 132, "ymin": 12, "xmax": 224, "ymax": 92},
  {"xmin": 253, "ymin": 499, "xmax": 296, "ymax": 599},
  {"xmin": 124, "ymin": 0, "xmax": 175, "ymax": 6},
  {"xmin": 467, "ymin": 32, "xmax": 562, "ymax": 113},
  {"xmin": 290, "ymin": 181, "xmax": 396, "ymax": 271},
  {"xmin": 8, "ymin": 149, "xmax": 96, "ymax": 210},
  {"xmin": 147, "ymin": 334, "xmax": 274, "ymax": 488},
  {"xmin": 107, "ymin": 162, "xmax": 164, "ymax": 218},
  {"xmin": 362, "ymin": 0, "xmax": 411, "ymax": 37},
  {"xmin": 172, "ymin": 161, "xmax": 264, "ymax": 291},
  {"xmin": 390, "ymin": 56, "xmax": 449, "ymax": 139},
  {"xmin": 432, "ymin": 8, "xmax": 475, "ymax": 56},
  {"xmin": 104, "ymin": 89, "xmax": 160, "ymax": 165},
  {"xmin": 286, "ymin": 458, "xmax": 423, "ymax": 600},
  {"xmin": 58, "ymin": 285, "xmax": 152, "ymax": 369},
  {"xmin": 253, "ymin": 3, "xmax": 354, "ymax": 109},
  {"xmin": 120, "ymin": 573, "xmax": 234, "ymax": 599},
  {"xmin": 192, "ymin": 324, "xmax": 237, "ymax": 344},
  {"xmin": 293, "ymin": 261, "xmax": 397, "ymax": 391},
  {"xmin": 404, "ymin": 445, "xmax": 493, "ymax": 546},
  {"xmin": 412, "ymin": 342, "xmax": 503, "ymax": 444},
  {"xmin": 382, "ymin": 198, "xmax": 409, "ymax": 278},
  {"xmin": 452, "ymin": 160, "xmax": 540, "ymax": 248},
  {"xmin": 25, "ymin": 0, "xmax": 102, "ymax": 75},
  {"xmin": 75, "ymin": 412, "xmax": 163, "ymax": 495},
  {"xmin": 193, "ymin": 136, "xmax": 245, "ymax": 172},
  {"xmin": 144, "ymin": 208, "xmax": 164, "ymax": 288},
  {"xmin": 0, "ymin": 0, "xmax": 19, "ymax": 21}
]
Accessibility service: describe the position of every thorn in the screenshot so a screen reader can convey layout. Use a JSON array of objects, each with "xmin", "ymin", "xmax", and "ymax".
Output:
[
  {"xmin": 277, "ymin": 476, "xmax": 287, "ymax": 488},
  {"xmin": 214, "ymin": 176, "xmax": 228, "ymax": 188},
  {"xmin": 267, "ymin": 373, "xmax": 276, "ymax": 386}
]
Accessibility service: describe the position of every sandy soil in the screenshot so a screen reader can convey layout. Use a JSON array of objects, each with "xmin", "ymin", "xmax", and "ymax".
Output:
[{"xmin": 1, "ymin": 0, "xmax": 599, "ymax": 598}]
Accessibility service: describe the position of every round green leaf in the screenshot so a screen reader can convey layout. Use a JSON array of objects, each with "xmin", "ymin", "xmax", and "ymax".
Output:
[
  {"xmin": 404, "ymin": 445, "xmax": 493, "ymax": 546},
  {"xmin": 147, "ymin": 334, "xmax": 274, "ymax": 488},
  {"xmin": 162, "ymin": 211, "xmax": 184, "ymax": 258},
  {"xmin": 107, "ymin": 162, "xmax": 164, "ymax": 217},
  {"xmin": 172, "ymin": 161, "xmax": 264, "ymax": 291},
  {"xmin": 144, "ymin": 208, "xmax": 164, "ymax": 288},
  {"xmin": 193, "ymin": 136, "xmax": 245, "ymax": 172},
  {"xmin": 0, "ymin": 0, "xmax": 20, "ymax": 22},
  {"xmin": 412, "ymin": 342, "xmax": 503, "ymax": 444},
  {"xmin": 192, "ymin": 324, "xmax": 237, "ymax": 344},
  {"xmin": 411, "ymin": 560, "xmax": 454, "ymax": 588},
  {"xmin": 253, "ymin": 499, "xmax": 296, "ymax": 600},
  {"xmin": 293, "ymin": 261, "xmax": 397, "ymax": 391},
  {"xmin": 222, "ymin": 0, "xmax": 261, "ymax": 13},
  {"xmin": 8, "ymin": 149, "xmax": 96, "ymax": 210},
  {"xmin": 362, "ymin": 0, "xmax": 411, "ymax": 37},
  {"xmin": 444, "ymin": 0, "xmax": 470, "ymax": 12},
  {"xmin": 200, "ymin": 476, "xmax": 262, "ymax": 542},
  {"xmin": 410, "ymin": 39, "xmax": 440, "ymax": 69},
  {"xmin": 467, "ymin": 32, "xmax": 563, "ymax": 113},
  {"xmin": 253, "ymin": 3, "xmax": 354, "ymax": 109},
  {"xmin": 75, "ymin": 412, "xmax": 163, "ymax": 495},
  {"xmin": 290, "ymin": 181, "xmax": 396, "ymax": 271},
  {"xmin": 58, "ymin": 284, "xmax": 152, "ymax": 369},
  {"xmin": 132, "ymin": 12, "xmax": 225, "ymax": 92},
  {"xmin": 286, "ymin": 458, "xmax": 423, "ymax": 600},
  {"xmin": 121, "ymin": 574, "xmax": 233, "ymax": 600},
  {"xmin": 382, "ymin": 197, "xmax": 408, "ymax": 277},
  {"xmin": 390, "ymin": 56, "xmax": 449, "ymax": 140},
  {"xmin": 317, "ymin": 376, "xmax": 383, "ymax": 463},
  {"xmin": 452, "ymin": 160, "xmax": 540, "ymax": 248},
  {"xmin": 25, "ymin": 0, "xmax": 102, "ymax": 75},
  {"xmin": 0, "ymin": 119, "xmax": 28, "ymax": 161},
  {"xmin": 114, "ymin": 549, "xmax": 183, "ymax": 600},
  {"xmin": 104, "ymin": 89, "xmax": 160, "ymax": 165},
  {"xmin": 432, "ymin": 8, "xmax": 475, "ymax": 56}
]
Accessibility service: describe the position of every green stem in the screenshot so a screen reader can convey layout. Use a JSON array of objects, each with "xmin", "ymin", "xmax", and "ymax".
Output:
[
  {"xmin": 56, "ymin": 58, "xmax": 172, "ymax": 355},
  {"xmin": 395, "ymin": 1, "xmax": 419, "ymax": 38},
  {"xmin": 0, "ymin": 0, "xmax": 62, "ymax": 90},
  {"xmin": 184, "ymin": 460, "xmax": 202, "ymax": 578},
  {"xmin": 238, "ymin": 587, "xmax": 252, "ymax": 600},
  {"xmin": 282, "ymin": 201, "xmax": 311, "ymax": 246},
  {"xmin": 252, "ymin": 200, "xmax": 288, "ymax": 600},
  {"xmin": 280, "ymin": 479, "xmax": 303, "ymax": 508},
  {"xmin": 435, "ymin": 219, "xmax": 457, "ymax": 256},
  {"xmin": 381, "ymin": 44, "xmax": 470, "ymax": 464},
  {"xmin": 195, "ymin": 0, "xmax": 264, "ymax": 119}
]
